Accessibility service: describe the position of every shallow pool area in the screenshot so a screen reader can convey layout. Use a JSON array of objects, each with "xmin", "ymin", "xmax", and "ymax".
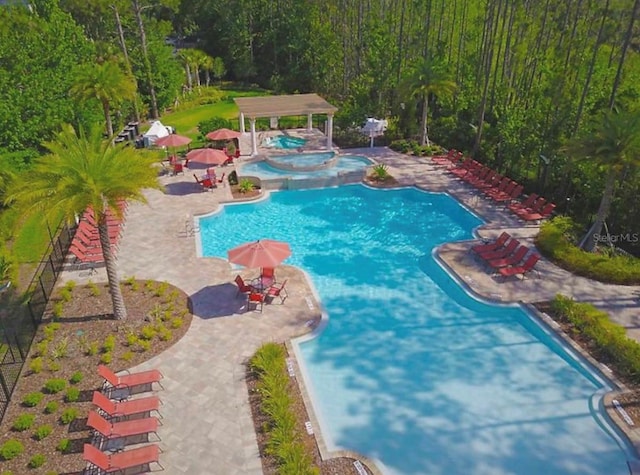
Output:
[
  {"xmin": 198, "ymin": 185, "xmax": 631, "ymax": 475},
  {"xmin": 263, "ymin": 134, "xmax": 307, "ymax": 149},
  {"xmin": 239, "ymin": 153, "xmax": 372, "ymax": 179}
]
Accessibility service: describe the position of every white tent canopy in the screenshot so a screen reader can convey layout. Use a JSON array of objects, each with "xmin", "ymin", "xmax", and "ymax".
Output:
[{"xmin": 143, "ymin": 120, "xmax": 172, "ymax": 147}]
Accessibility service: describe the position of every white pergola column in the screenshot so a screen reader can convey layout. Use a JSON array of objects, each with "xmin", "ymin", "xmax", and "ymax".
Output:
[
  {"xmin": 327, "ymin": 114, "xmax": 334, "ymax": 150},
  {"xmin": 307, "ymin": 113, "xmax": 313, "ymax": 131},
  {"xmin": 239, "ymin": 112, "xmax": 246, "ymax": 133},
  {"xmin": 250, "ymin": 118, "xmax": 258, "ymax": 156}
]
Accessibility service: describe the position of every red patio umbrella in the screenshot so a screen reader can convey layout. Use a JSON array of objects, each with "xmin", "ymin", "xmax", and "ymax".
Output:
[
  {"xmin": 186, "ymin": 148, "xmax": 228, "ymax": 166},
  {"xmin": 206, "ymin": 128, "xmax": 242, "ymax": 141},
  {"xmin": 227, "ymin": 239, "xmax": 291, "ymax": 269},
  {"xmin": 155, "ymin": 134, "xmax": 192, "ymax": 148}
]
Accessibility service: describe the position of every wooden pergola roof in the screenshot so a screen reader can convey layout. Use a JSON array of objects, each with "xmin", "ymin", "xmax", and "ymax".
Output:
[{"xmin": 234, "ymin": 93, "xmax": 338, "ymax": 119}]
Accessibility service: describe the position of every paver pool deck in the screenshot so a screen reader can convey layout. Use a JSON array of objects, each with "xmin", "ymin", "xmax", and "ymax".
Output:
[{"xmin": 59, "ymin": 146, "xmax": 640, "ymax": 474}]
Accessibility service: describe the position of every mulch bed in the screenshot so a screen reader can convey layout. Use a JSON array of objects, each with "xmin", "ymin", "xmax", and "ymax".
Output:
[
  {"xmin": 534, "ymin": 301, "xmax": 640, "ymax": 424},
  {"xmin": 0, "ymin": 280, "xmax": 192, "ymax": 474},
  {"xmin": 246, "ymin": 344, "xmax": 373, "ymax": 475},
  {"xmin": 363, "ymin": 176, "xmax": 400, "ymax": 188}
]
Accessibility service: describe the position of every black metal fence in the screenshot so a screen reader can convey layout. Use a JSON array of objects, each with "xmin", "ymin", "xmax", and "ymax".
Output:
[{"xmin": 0, "ymin": 222, "xmax": 74, "ymax": 421}]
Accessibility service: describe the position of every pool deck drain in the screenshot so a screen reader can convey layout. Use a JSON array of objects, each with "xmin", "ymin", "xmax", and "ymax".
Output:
[{"xmin": 57, "ymin": 145, "xmax": 640, "ymax": 474}]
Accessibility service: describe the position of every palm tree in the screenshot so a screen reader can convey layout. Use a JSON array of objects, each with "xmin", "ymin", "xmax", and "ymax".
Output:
[
  {"xmin": 6, "ymin": 124, "xmax": 163, "ymax": 320},
  {"xmin": 71, "ymin": 60, "xmax": 137, "ymax": 138},
  {"xmin": 565, "ymin": 109, "xmax": 640, "ymax": 251},
  {"xmin": 401, "ymin": 59, "xmax": 457, "ymax": 146}
]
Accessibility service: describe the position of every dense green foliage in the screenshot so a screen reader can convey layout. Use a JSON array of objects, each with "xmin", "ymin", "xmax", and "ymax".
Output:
[
  {"xmin": 551, "ymin": 295, "xmax": 640, "ymax": 384},
  {"xmin": 536, "ymin": 217, "xmax": 640, "ymax": 284},
  {"xmin": 249, "ymin": 343, "xmax": 319, "ymax": 475}
]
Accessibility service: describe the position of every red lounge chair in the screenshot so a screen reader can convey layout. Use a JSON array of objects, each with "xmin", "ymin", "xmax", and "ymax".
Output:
[
  {"xmin": 92, "ymin": 391, "xmax": 161, "ymax": 420},
  {"xmin": 508, "ymin": 193, "xmax": 539, "ymax": 213},
  {"xmin": 76, "ymin": 226, "xmax": 119, "ymax": 247},
  {"xmin": 462, "ymin": 167, "xmax": 491, "ymax": 185},
  {"xmin": 88, "ymin": 410, "xmax": 160, "ymax": 441},
  {"xmin": 486, "ymin": 245, "xmax": 529, "ymax": 269},
  {"xmin": 475, "ymin": 173, "xmax": 503, "ymax": 190},
  {"xmin": 173, "ymin": 162, "xmax": 184, "ymax": 175},
  {"xmin": 83, "ymin": 444, "xmax": 163, "ymax": 474},
  {"xmin": 519, "ymin": 202, "xmax": 556, "ymax": 222},
  {"xmin": 513, "ymin": 198, "xmax": 547, "ymax": 219},
  {"xmin": 431, "ymin": 149, "xmax": 456, "ymax": 165},
  {"xmin": 69, "ymin": 245, "xmax": 104, "ymax": 263},
  {"xmin": 266, "ymin": 280, "xmax": 288, "ymax": 304},
  {"xmin": 234, "ymin": 275, "xmax": 253, "ymax": 297},
  {"xmin": 483, "ymin": 177, "xmax": 511, "ymax": 197},
  {"xmin": 78, "ymin": 220, "xmax": 121, "ymax": 240},
  {"xmin": 247, "ymin": 291, "xmax": 265, "ymax": 312},
  {"xmin": 477, "ymin": 239, "xmax": 520, "ymax": 261},
  {"xmin": 450, "ymin": 159, "xmax": 480, "ymax": 178},
  {"xmin": 471, "ymin": 232, "xmax": 511, "ymax": 255},
  {"xmin": 499, "ymin": 253, "xmax": 541, "ymax": 279},
  {"xmin": 98, "ymin": 364, "xmax": 164, "ymax": 392},
  {"xmin": 491, "ymin": 184, "xmax": 523, "ymax": 203}
]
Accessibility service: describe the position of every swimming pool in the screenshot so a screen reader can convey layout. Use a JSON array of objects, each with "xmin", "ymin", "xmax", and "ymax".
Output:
[
  {"xmin": 239, "ymin": 153, "xmax": 372, "ymax": 179},
  {"xmin": 198, "ymin": 185, "xmax": 631, "ymax": 475},
  {"xmin": 263, "ymin": 134, "xmax": 307, "ymax": 149}
]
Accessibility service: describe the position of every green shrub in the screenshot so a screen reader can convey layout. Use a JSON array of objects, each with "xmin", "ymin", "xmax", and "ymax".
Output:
[
  {"xmin": 52, "ymin": 301, "xmax": 64, "ymax": 318},
  {"xmin": 0, "ymin": 439, "xmax": 23, "ymax": 460},
  {"xmin": 126, "ymin": 333, "xmax": 139, "ymax": 347},
  {"xmin": 536, "ymin": 217, "xmax": 640, "ymax": 285},
  {"xmin": 69, "ymin": 371, "xmax": 83, "ymax": 384},
  {"xmin": 137, "ymin": 340, "xmax": 151, "ymax": 352},
  {"xmin": 551, "ymin": 295, "xmax": 640, "ymax": 384},
  {"xmin": 139, "ymin": 325, "xmax": 156, "ymax": 341},
  {"xmin": 59, "ymin": 288, "xmax": 72, "ymax": 302},
  {"xmin": 87, "ymin": 341, "xmax": 99, "ymax": 356},
  {"xmin": 154, "ymin": 281, "xmax": 169, "ymax": 297},
  {"xmin": 88, "ymin": 281, "xmax": 101, "ymax": 296},
  {"xmin": 33, "ymin": 424, "xmax": 53, "ymax": 441},
  {"xmin": 144, "ymin": 280, "xmax": 155, "ymax": 292},
  {"xmin": 121, "ymin": 350, "xmax": 134, "ymax": 362},
  {"xmin": 12, "ymin": 414, "xmax": 36, "ymax": 431},
  {"xmin": 43, "ymin": 378, "xmax": 66, "ymax": 394},
  {"xmin": 22, "ymin": 392, "xmax": 44, "ymax": 407},
  {"xmin": 65, "ymin": 387, "xmax": 80, "ymax": 403},
  {"xmin": 198, "ymin": 116, "xmax": 232, "ymax": 137},
  {"xmin": 28, "ymin": 454, "xmax": 46, "ymax": 468},
  {"xmin": 48, "ymin": 360, "xmax": 61, "ymax": 372},
  {"xmin": 124, "ymin": 275, "xmax": 136, "ymax": 286},
  {"xmin": 100, "ymin": 352, "xmax": 112, "ymax": 364},
  {"xmin": 171, "ymin": 317, "xmax": 183, "ymax": 329},
  {"xmin": 44, "ymin": 401, "xmax": 59, "ymax": 414},
  {"xmin": 103, "ymin": 335, "xmax": 116, "ymax": 352},
  {"xmin": 34, "ymin": 341, "xmax": 48, "ymax": 357},
  {"xmin": 56, "ymin": 438, "xmax": 71, "ymax": 453},
  {"xmin": 63, "ymin": 280, "xmax": 76, "ymax": 292},
  {"xmin": 50, "ymin": 338, "xmax": 69, "ymax": 359},
  {"xmin": 60, "ymin": 408, "xmax": 78, "ymax": 425},
  {"xmin": 158, "ymin": 327, "xmax": 172, "ymax": 341},
  {"xmin": 43, "ymin": 322, "xmax": 61, "ymax": 341}
]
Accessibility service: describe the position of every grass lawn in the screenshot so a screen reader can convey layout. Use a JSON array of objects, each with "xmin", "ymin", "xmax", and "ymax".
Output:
[{"xmin": 160, "ymin": 89, "xmax": 267, "ymax": 140}]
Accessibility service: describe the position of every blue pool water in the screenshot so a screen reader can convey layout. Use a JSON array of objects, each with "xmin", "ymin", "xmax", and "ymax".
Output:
[
  {"xmin": 198, "ymin": 185, "xmax": 630, "ymax": 475},
  {"xmin": 263, "ymin": 134, "xmax": 307, "ymax": 149},
  {"xmin": 269, "ymin": 151, "xmax": 335, "ymax": 166},
  {"xmin": 240, "ymin": 154, "xmax": 372, "ymax": 179}
]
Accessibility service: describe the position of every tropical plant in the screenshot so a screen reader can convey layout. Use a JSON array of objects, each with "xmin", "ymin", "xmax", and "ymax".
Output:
[
  {"xmin": 370, "ymin": 164, "xmax": 390, "ymax": 181},
  {"xmin": 401, "ymin": 59, "xmax": 456, "ymax": 146},
  {"xmin": 6, "ymin": 124, "xmax": 163, "ymax": 320},
  {"xmin": 70, "ymin": 60, "xmax": 137, "ymax": 137},
  {"xmin": 564, "ymin": 109, "xmax": 640, "ymax": 251},
  {"xmin": 238, "ymin": 179, "xmax": 255, "ymax": 194}
]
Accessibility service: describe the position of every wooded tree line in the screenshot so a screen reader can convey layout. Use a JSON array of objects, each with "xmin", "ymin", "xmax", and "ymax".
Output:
[{"xmin": 1, "ymin": 0, "xmax": 640, "ymax": 251}]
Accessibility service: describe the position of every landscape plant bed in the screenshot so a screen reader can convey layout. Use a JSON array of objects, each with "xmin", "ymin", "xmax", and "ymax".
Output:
[
  {"xmin": 247, "ymin": 343, "xmax": 372, "ymax": 475},
  {"xmin": 0, "ymin": 279, "xmax": 192, "ymax": 474},
  {"xmin": 534, "ymin": 300, "xmax": 640, "ymax": 425}
]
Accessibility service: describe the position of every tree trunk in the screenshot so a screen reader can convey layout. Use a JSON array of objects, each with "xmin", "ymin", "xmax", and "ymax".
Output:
[
  {"xmin": 579, "ymin": 167, "xmax": 617, "ymax": 252},
  {"xmin": 185, "ymin": 62, "xmax": 192, "ymax": 91},
  {"xmin": 113, "ymin": 4, "xmax": 140, "ymax": 123},
  {"xmin": 608, "ymin": 0, "xmax": 640, "ymax": 109},
  {"xmin": 420, "ymin": 95, "xmax": 429, "ymax": 146},
  {"xmin": 132, "ymin": 0, "xmax": 159, "ymax": 119},
  {"xmin": 103, "ymin": 101, "xmax": 113, "ymax": 137},
  {"xmin": 99, "ymin": 214, "xmax": 127, "ymax": 320}
]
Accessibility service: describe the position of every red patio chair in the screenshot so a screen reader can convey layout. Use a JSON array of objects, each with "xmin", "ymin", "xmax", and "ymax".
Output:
[
  {"xmin": 247, "ymin": 291, "xmax": 265, "ymax": 312},
  {"xmin": 92, "ymin": 391, "xmax": 161, "ymax": 420},
  {"xmin": 77, "ymin": 220, "xmax": 121, "ymax": 239},
  {"xmin": 475, "ymin": 173, "xmax": 503, "ymax": 190},
  {"xmin": 513, "ymin": 198, "xmax": 547, "ymax": 219},
  {"xmin": 486, "ymin": 245, "xmax": 529, "ymax": 269},
  {"xmin": 477, "ymin": 239, "xmax": 520, "ymax": 261},
  {"xmin": 193, "ymin": 174, "xmax": 215, "ymax": 191},
  {"xmin": 83, "ymin": 444, "xmax": 163, "ymax": 474},
  {"xmin": 450, "ymin": 159, "xmax": 481, "ymax": 178},
  {"xmin": 431, "ymin": 149, "xmax": 457, "ymax": 165},
  {"xmin": 266, "ymin": 280, "xmax": 288, "ymax": 304},
  {"xmin": 470, "ymin": 232, "xmax": 511, "ymax": 255},
  {"xmin": 462, "ymin": 166, "xmax": 491, "ymax": 185},
  {"xmin": 234, "ymin": 275, "xmax": 254, "ymax": 297},
  {"xmin": 173, "ymin": 162, "xmax": 184, "ymax": 175},
  {"xmin": 98, "ymin": 364, "xmax": 164, "ymax": 392},
  {"xmin": 499, "ymin": 253, "xmax": 541, "ymax": 280},
  {"xmin": 508, "ymin": 193, "xmax": 539, "ymax": 213},
  {"xmin": 491, "ymin": 184, "xmax": 523, "ymax": 204},
  {"xmin": 483, "ymin": 177, "xmax": 511, "ymax": 197},
  {"xmin": 87, "ymin": 410, "xmax": 160, "ymax": 441}
]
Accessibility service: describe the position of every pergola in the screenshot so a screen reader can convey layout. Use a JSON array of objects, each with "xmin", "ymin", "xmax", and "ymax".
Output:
[{"xmin": 234, "ymin": 94, "xmax": 338, "ymax": 155}]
